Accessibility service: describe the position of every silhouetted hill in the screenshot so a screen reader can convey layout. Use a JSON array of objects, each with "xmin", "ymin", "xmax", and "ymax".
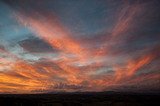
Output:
[{"xmin": 0, "ymin": 91, "xmax": 159, "ymax": 106}]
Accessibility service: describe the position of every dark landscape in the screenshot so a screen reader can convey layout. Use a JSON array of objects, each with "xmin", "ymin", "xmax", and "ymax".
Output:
[{"xmin": 0, "ymin": 92, "xmax": 160, "ymax": 106}]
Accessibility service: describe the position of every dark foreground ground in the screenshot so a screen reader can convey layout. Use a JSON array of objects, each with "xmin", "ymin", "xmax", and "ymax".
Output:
[{"xmin": 0, "ymin": 92, "xmax": 160, "ymax": 106}]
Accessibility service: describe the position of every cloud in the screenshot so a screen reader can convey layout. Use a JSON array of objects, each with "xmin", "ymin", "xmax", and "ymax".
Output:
[
  {"xmin": 19, "ymin": 37, "xmax": 58, "ymax": 53},
  {"xmin": 0, "ymin": 45, "xmax": 5, "ymax": 51},
  {"xmin": 53, "ymin": 83, "xmax": 85, "ymax": 91},
  {"xmin": 0, "ymin": 0, "xmax": 159, "ymax": 93}
]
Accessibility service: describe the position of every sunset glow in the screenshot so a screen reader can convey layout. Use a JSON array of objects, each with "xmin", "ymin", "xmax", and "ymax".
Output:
[{"xmin": 0, "ymin": 0, "xmax": 159, "ymax": 94}]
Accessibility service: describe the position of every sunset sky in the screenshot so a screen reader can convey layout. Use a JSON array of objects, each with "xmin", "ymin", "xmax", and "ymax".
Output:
[{"xmin": 0, "ymin": 0, "xmax": 160, "ymax": 94}]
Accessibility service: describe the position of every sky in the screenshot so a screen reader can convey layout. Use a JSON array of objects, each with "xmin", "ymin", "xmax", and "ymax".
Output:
[{"xmin": 0, "ymin": 0, "xmax": 160, "ymax": 94}]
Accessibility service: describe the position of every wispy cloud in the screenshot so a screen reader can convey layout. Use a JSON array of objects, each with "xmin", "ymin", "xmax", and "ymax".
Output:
[{"xmin": 0, "ymin": 0, "xmax": 159, "ymax": 93}]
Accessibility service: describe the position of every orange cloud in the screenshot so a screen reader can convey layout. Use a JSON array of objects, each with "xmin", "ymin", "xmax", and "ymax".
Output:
[
  {"xmin": 16, "ymin": 12, "xmax": 86, "ymax": 59},
  {"xmin": 114, "ymin": 53, "xmax": 155, "ymax": 82}
]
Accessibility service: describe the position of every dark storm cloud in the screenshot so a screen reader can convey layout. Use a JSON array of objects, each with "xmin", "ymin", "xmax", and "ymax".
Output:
[{"xmin": 19, "ymin": 37, "xmax": 58, "ymax": 53}]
